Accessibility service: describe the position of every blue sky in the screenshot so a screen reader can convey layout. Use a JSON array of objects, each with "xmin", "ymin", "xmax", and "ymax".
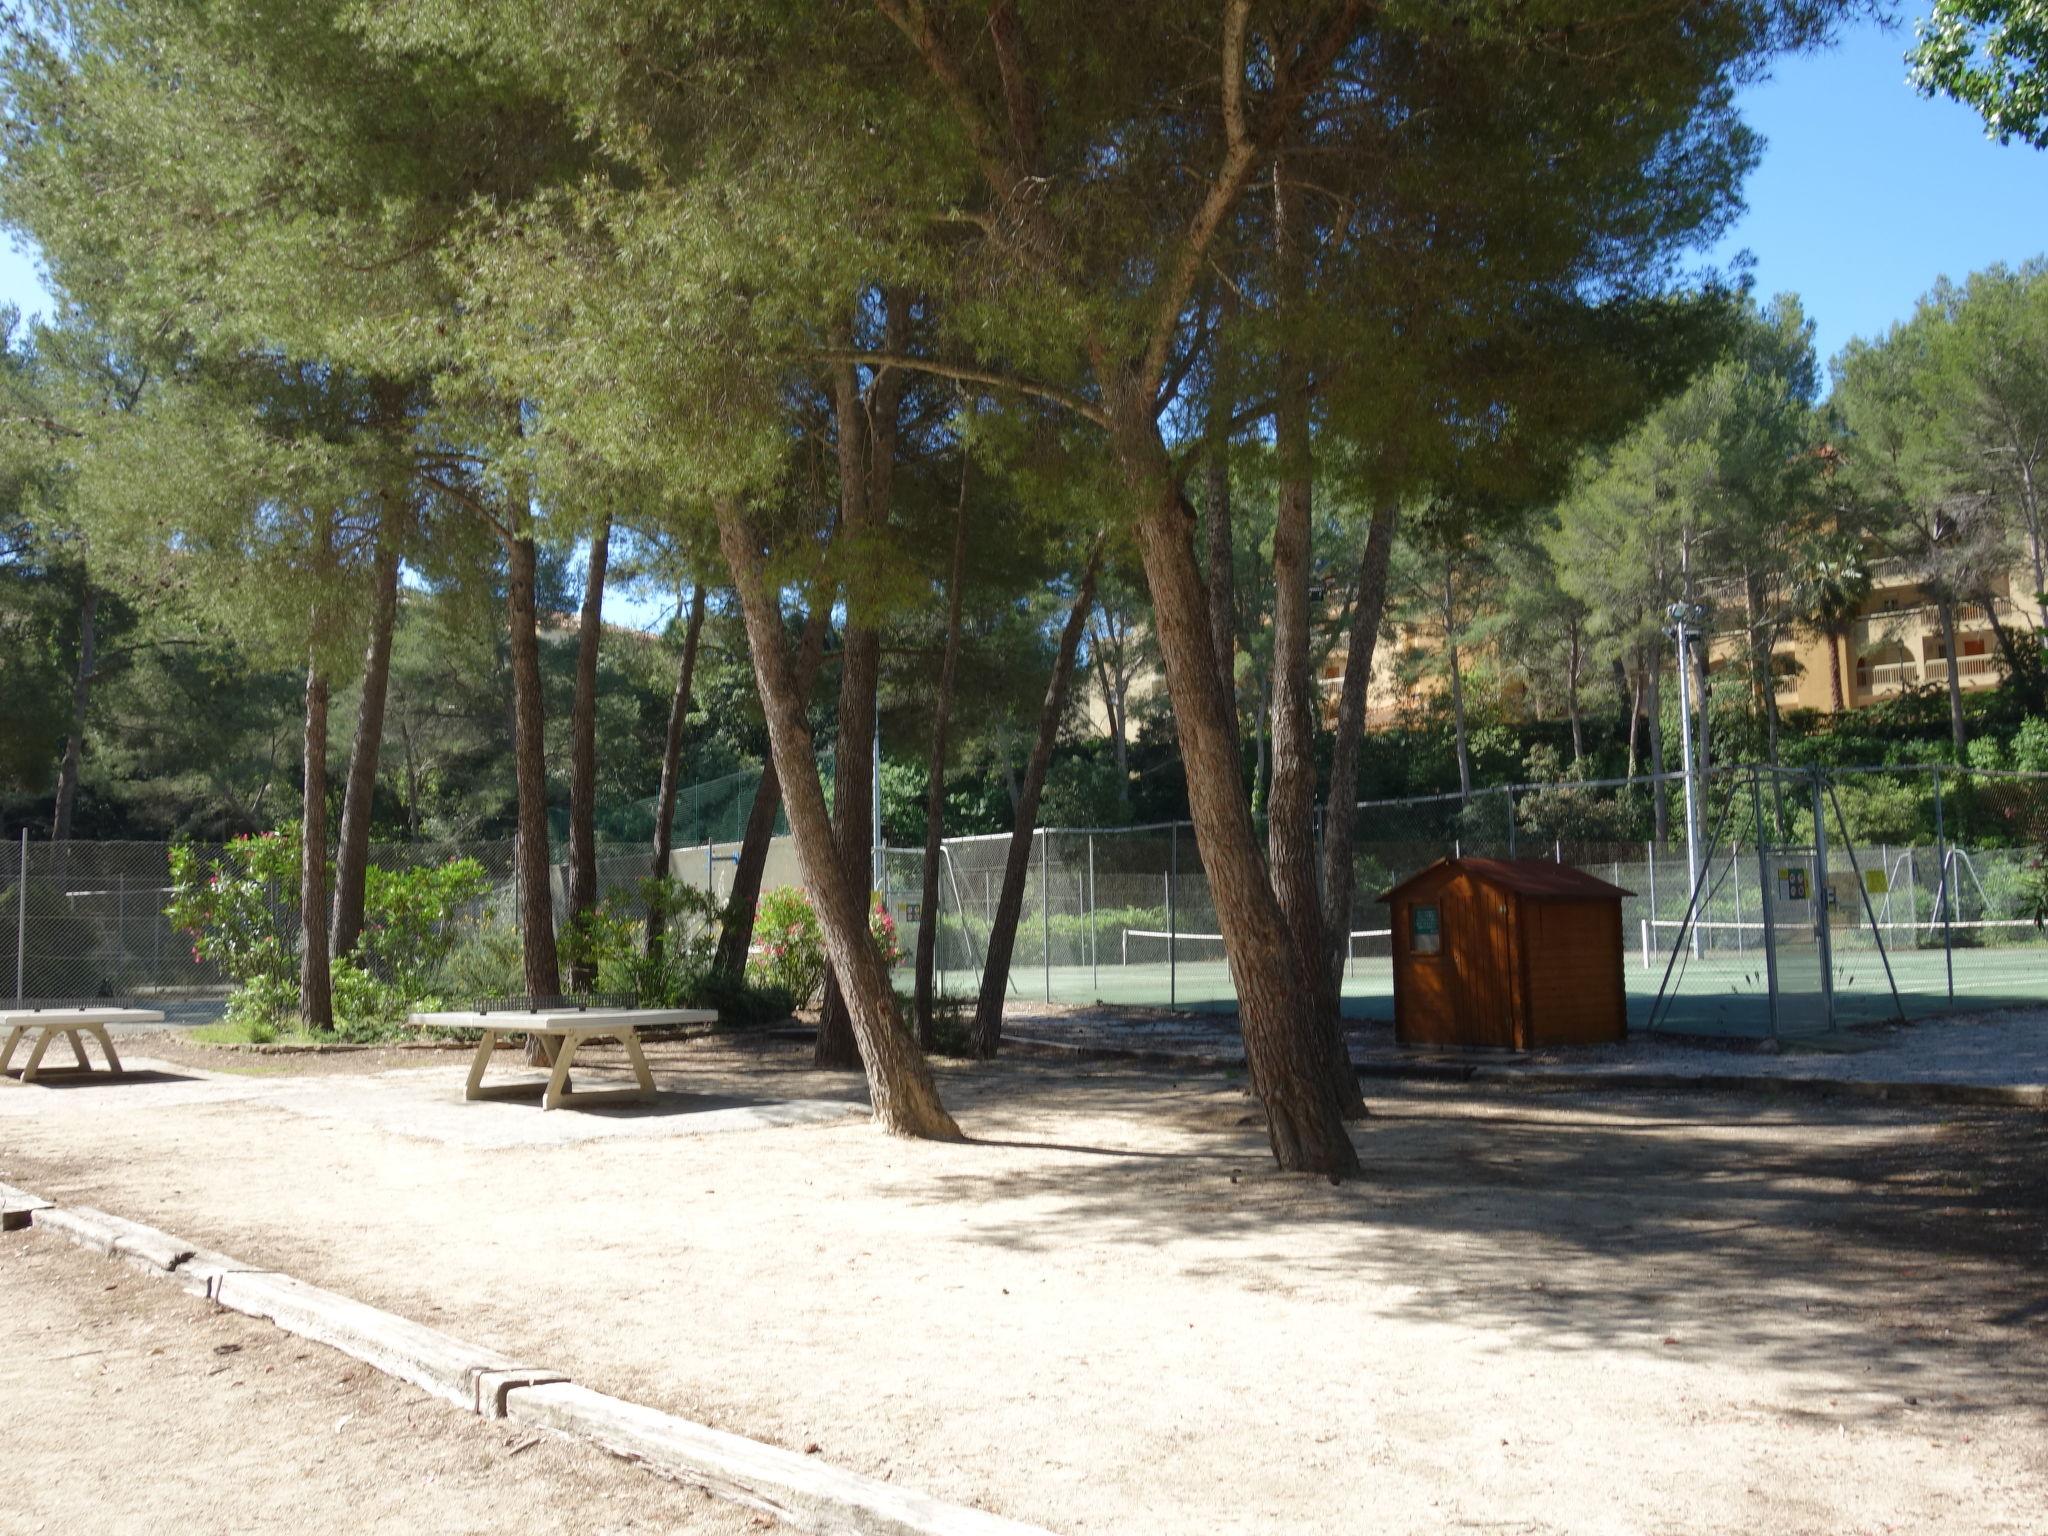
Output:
[
  {"xmin": 1708, "ymin": 16, "xmax": 2048, "ymax": 372},
  {"xmin": 6, "ymin": 12, "xmax": 2047, "ymax": 629}
]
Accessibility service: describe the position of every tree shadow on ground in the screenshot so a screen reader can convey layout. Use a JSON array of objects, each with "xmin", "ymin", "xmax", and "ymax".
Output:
[{"xmin": 903, "ymin": 1064, "xmax": 2048, "ymax": 1418}]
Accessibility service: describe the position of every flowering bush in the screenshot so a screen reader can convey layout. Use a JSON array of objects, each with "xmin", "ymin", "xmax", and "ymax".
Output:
[
  {"xmin": 746, "ymin": 885, "xmax": 901, "ymax": 1009},
  {"xmin": 166, "ymin": 827, "xmax": 301, "ymax": 989},
  {"xmin": 168, "ymin": 829, "xmax": 492, "ymax": 1035},
  {"xmin": 869, "ymin": 893, "xmax": 902, "ymax": 969},
  {"xmin": 750, "ymin": 885, "xmax": 827, "ymax": 1007}
]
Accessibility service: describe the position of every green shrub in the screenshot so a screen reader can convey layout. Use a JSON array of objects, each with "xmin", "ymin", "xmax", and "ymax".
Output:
[
  {"xmin": 222, "ymin": 972, "xmax": 295, "ymax": 1035},
  {"xmin": 561, "ymin": 877, "xmax": 725, "ymax": 1006},
  {"xmin": 356, "ymin": 858, "xmax": 492, "ymax": 994},
  {"xmin": 437, "ymin": 914, "xmax": 525, "ymax": 1003},
  {"xmin": 172, "ymin": 829, "xmax": 499, "ymax": 1033}
]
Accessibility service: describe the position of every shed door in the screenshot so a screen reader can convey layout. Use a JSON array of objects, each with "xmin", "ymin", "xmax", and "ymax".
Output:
[{"xmin": 1452, "ymin": 882, "xmax": 1517, "ymax": 1048}]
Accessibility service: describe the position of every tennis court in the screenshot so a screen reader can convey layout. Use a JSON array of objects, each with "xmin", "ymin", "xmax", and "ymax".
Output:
[{"xmin": 938, "ymin": 913, "xmax": 2048, "ymax": 1040}]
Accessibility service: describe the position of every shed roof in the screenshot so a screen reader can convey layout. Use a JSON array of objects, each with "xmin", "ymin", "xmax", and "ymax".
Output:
[{"xmin": 1378, "ymin": 857, "xmax": 1634, "ymax": 903}]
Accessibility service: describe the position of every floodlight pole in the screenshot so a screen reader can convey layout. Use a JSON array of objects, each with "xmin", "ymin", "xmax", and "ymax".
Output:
[{"xmin": 1668, "ymin": 603, "xmax": 1708, "ymax": 959}]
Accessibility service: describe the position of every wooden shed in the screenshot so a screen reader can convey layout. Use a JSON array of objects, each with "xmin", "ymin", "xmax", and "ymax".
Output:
[{"xmin": 1379, "ymin": 858, "xmax": 1631, "ymax": 1050}]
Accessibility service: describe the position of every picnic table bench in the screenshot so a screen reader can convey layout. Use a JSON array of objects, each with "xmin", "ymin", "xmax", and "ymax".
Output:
[
  {"xmin": 1, "ymin": 1007, "xmax": 163, "ymax": 1084},
  {"xmin": 407, "ymin": 1007, "xmax": 717, "ymax": 1111}
]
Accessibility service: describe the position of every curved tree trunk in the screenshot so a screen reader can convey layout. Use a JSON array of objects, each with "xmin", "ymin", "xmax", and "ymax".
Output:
[
  {"xmin": 1265, "ymin": 159, "xmax": 1359, "ymax": 1116},
  {"xmin": 50, "ymin": 583, "xmax": 96, "ymax": 842},
  {"xmin": 1204, "ymin": 289, "xmax": 1237, "ymax": 698},
  {"xmin": 718, "ymin": 504, "xmax": 959, "ymax": 1139},
  {"xmin": 505, "ymin": 528, "xmax": 561, "ymax": 1003},
  {"xmin": 1316, "ymin": 502, "xmax": 1396, "ymax": 1112},
  {"xmin": 566, "ymin": 515, "xmax": 612, "ymax": 991},
  {"xmin": 914, "ymin": 463, "xmax": 972, "ymax": 1046},
  {"xmin": 330, "ymin": 531, "xmax": 401, "ymax": 959},
  {"xmin": 816, "ymin": 310, "xmax": 906, "ymax": 1070},
  {"xmin": 815, "ymin": 618, "xmax": 879, "ymax": 1069},
  {"xmin": 1977, "ymin": 590, "xmax": 2044, "ymax": 712},
  {"xmin": 1126, "ymin": 463, "xmax": 1358, "ymax": 1177},
  {"xmin": 300, "ymin": 655, "xmax": 334, "ymax": 1032},
  {"xmin": 970, "ymin": 544, "xmax": 1102, "ymax": 1058},
  {"xmin": 646, "ymin": 583, "xmax": 708, "ymax": 960}
]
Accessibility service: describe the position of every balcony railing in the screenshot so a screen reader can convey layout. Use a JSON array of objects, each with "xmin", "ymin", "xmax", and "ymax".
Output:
[{"xmin": 1855, "ymin": 662, "xmax": 1920, "ymax": 693}]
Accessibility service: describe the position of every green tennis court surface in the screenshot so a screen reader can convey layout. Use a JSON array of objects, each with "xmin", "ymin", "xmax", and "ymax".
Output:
[{"xmin": 943, "ymin": 934, "xmax": 2048, "ymax": 1040}]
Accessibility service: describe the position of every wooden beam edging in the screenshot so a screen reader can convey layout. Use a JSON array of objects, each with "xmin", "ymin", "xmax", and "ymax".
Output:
[{"xmin": 4, "ymin": 1187, "xmax": 1059, "ymax": 1536}]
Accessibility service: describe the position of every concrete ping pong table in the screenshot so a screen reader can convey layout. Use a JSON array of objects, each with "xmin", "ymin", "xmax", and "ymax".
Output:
[
  {"xmin": 1, "ymin": 1006, "xmax": 164, "ymax": 1084},
  {"xmin": 408, "ymin": 1007, "xmax": 717, "ymax": 1111}
]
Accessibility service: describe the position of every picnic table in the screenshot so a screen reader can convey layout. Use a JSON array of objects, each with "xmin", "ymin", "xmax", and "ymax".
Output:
[
  {"xmin": 0, "ymin": 1006, "xmax": 163, "ymax": 1084},
  {"xmin": 407, "ymin": 1007, "xmax": 717, "ymax": 1111}
]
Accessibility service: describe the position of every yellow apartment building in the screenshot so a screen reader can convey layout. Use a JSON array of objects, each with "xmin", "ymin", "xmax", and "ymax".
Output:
[{"xmin": 1713, "ymin": 559, "xmax": 2040, "ymax": 715}]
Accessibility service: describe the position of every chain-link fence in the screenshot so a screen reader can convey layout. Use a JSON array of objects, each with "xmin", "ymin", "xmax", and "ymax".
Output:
[
  {"xmin": 2, "ymin": 836, "xmax": 671, "ymax": 1019},
  {"xmin": 871, "ymin": 763, "xmax": 2048, "ymax": 1040},
  {"xmin": 16, "ymin": 761, "xmax": 2048, "ymax": 1037}
]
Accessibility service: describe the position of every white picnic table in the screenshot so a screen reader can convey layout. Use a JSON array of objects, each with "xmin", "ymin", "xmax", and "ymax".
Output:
[
  {"xmin": 408, "ymin": 1008, "xmax": 716, "ymax": 1111},
  {"xmin": 0, "ymin": 1007, "xmax": 162, "ymax": 1084}
]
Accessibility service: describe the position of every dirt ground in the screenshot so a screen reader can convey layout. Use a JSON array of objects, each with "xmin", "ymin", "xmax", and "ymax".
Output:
[
  {"xmin": 0, "ymin": 1230, "xmax": 777, "ymax": 1535},
  {"xmin": 4, "ymin": 1030, "xmax": 2046, "ymax": 1535}
]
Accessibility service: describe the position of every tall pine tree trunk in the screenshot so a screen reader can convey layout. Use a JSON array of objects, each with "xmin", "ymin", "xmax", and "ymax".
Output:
[
  {"xmin": 1205, "ymin": 287, "xmax": 1237, "ymax": 697},
  {"xmin": 816, "ymin": 321, "xmax": 897, "ymax": 1069},
  {"xmin": 646, "ymin": 584, "xmax": 707, "ymax": 960},
  {"xmin": 718, "ymin": 504, "xmax": 959, "ymax": 1139},
  {"xmin": 971, "ymin": 546, "xmax": 1102, "ymax": 1058},
  {"xmin": 1125, "ymin": 459, "xmax": 1358, "ymax": 1177},
  {"xmin": 300, "ymin": 654, "xmax": 333, "ymax": 1032},
  {"xmin": 1316, "ymin": 503, "xmax": 1396, "ymax": 1103},
  {"xmin": 1624, "ymin": 658, "xmax": 1643, "ymax": 778},
  {"xmin": 914, "ymin": 461, "xmax": 972, "ymax": 1046},
  {"xmin": 330, "ymin": 531, "xmax": 401, "ymax": 959},
  {"xmin": 505, "ymin": 528, "xmax": 561, "ymax": 1002},
  {"xmin": 50, "ymin": 583, "xmax": 95, "ymax": 842},
  {"xmin": 566, "ymin": 515, "xmax": 611, "ymax": 990},
  {"xmin": 1265, "ymin": 158, "xmax": 1358, "ymax": 1115}
]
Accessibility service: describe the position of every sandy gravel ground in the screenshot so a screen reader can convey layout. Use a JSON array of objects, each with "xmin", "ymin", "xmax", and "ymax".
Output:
[
  {"xmin": 0, "ymin": 1229, "xmax": 776, "ymax": 1536},
  {"xmin": 3, "ymin": 1032, "xmax": 2045, "ymax": 1535}
]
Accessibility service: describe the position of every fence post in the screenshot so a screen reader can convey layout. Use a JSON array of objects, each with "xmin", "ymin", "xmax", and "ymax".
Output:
[
  {"xmin": 15, "ymin": 829, "xmax": 26, "ymax": 1004},
  {"xmin": 1932, "ymin": 765, "xmax": 1954, "ymax": 1003},
  {"xmin": 1168, "ymin": 822, "xmax": 1179, "ymax": 1009},
  {"xmin": 1753, "ymin": 768, "xmax": 1779, "ymax": 1042},
  {"xmin": 1732, "ymin": 842, "xmax": 1742, "ymax": 955},
  {"xmin": 1647, "ymin": 839, "xmax": 1657, "ymax": 928},
  {"xmin": 1040, "ymin": 828, "xmax": 1051, "ymax": 1004},
  {"xmin": 1906, "ymin": 845, "xmax": 1918, "ymax": 942},
  {"xmin": 1810, "ymin": 769, "xmax": 1835, "ymax": 1030},
  {"xmin": 1088, "ymin": 833, "xmax": 1098, "ymax": 996}
]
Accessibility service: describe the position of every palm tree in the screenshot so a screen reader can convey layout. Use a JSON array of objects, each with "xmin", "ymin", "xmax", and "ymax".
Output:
[{"xmin": 1790, "ymin": 538, "xmax": 1873, "ymax": 712}]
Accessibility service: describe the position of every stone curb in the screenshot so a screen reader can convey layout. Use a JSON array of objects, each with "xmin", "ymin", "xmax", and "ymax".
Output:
[
  {"xmin": 506, "ymin": 1381, "xmax": 1051, "ymax": 1536},
  {"xmin": 1002, "ymin": 1033, "xmax": 2048, "ymax": 1108},
  {"xmin": 5, "ymin": 1184, "xmax": 1058, "ymax": 1536},
  {"xmin": 0, "ymin": 1178, "xmax": 54, "ymax": 1231}
]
